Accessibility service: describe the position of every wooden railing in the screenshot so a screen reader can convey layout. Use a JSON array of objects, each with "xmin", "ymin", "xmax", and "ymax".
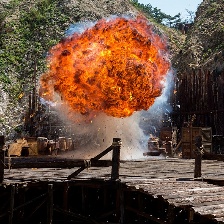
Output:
[{"xmin": 0, "ymin": 137, "xmax": 122, "ymax": 183}]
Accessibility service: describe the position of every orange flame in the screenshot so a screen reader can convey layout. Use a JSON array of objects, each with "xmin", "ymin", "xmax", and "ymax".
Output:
[{"xmin": 40, "ymin": 16, "xmax": 170, "ymax": 118}]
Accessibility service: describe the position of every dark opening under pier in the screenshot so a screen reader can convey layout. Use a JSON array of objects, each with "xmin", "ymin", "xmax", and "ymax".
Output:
[{"xmin": 1, "ymin": 155, "xmax": 224, "ymax": 224}]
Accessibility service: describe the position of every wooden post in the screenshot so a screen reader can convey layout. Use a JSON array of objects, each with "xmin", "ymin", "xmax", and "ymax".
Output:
[
  {"xmin": 0, "ymin": 136, "xmax": 5, "ymax": 183},
  {"xmin": 111, "ymin": 138, "xmax": 121, "ymax": 181},
  {"xmin": 47, "ymin": 184, "xmax": 53, "ymax": 224},
  {"xmin": 137, "ymin": 193, "xmax": 143, "ymax": 224},
  {"xmin": 9, "ymin": 184, "xmax": 15, "ymax": 224},
  {"xmin": 63, "ymin": 183, "xmax": 69, "ymax": 223},
  {"xmin": 81, "ymin": 187, "xmax": 87, "ymax": 214},
  {"xmin": 194, "ymin": 136, "xmax": 202, "ymax": 178},
  {"xmin": 167, "ymin": 204, "xmax": 175, "ymax": 224}
]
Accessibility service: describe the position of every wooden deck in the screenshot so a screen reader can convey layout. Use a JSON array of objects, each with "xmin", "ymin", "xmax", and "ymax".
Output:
[{"xmin": 2, "ymin": 157, "xmax": 224, "ymax": 223}]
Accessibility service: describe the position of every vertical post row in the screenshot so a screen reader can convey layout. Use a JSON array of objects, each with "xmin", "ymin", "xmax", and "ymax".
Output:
[
  {"xmin": 111, "ymin": 138, "xmax": 121, "ymax": 180},
  {"xmin": 0, "ymin": 136, "xmax": 5, "ymax": 183}
]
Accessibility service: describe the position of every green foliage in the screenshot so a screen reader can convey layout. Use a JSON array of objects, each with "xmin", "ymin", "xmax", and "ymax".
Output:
[
  {"xmin": 0, "ymin": 0, "xmax": 71, "ymax": 102},
  {"xmin": 3, "ymin": 0, "xmax": 21, "ymax": 10},
  {"xmin": 0, "ymin": 74, "xmax": 11, "ymax": 84}
]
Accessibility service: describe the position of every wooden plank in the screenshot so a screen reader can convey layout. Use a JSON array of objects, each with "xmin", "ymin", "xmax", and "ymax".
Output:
[{"xmin": 5, "ymin": 157, "xmax": 112, "ymax": 169}]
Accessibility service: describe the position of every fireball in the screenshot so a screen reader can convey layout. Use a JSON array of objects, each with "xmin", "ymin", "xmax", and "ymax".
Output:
[{"xmin": 40, "ymin": 16, "xmax": 170, "ymax": 118}]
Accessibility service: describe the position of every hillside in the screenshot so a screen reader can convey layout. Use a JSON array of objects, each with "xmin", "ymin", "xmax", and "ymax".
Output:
[{"xmin": 173, "ymin": 0, "xmax": 224, "ymax": 72}]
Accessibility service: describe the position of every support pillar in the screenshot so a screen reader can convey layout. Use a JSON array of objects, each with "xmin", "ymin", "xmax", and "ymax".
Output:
[
  {"xmin": 47, "ymin": 184, "xmax": 53, "ymax": 224},
  {"xmin": 194, "ymin": 136, "xmax": 202, "ymax": 178},
  {"xmin": 111, "ymin": 138, "xmax": 121, "ymax": 180}
]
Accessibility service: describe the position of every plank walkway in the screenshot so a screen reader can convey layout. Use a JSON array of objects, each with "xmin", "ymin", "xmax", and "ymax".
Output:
[{"xmin": 2, "ymin": 157, "xmax": 224, "ymax": 223}]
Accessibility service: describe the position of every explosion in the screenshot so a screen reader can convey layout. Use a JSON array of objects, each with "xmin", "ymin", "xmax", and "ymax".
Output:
[{"xmin": 40, "ymin": 16, "xmax": 170, "ymax": 118}]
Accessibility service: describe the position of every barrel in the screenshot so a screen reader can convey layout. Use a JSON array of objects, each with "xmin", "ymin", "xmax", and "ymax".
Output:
[
  {"xmin": 37, "ymin": 137, "xmax": 48, "ymax": 154},
  {"xmin": 59, "ymin": 137, "xmax": 67, "ymax": 152},
  {"xmin": 66, "ymin": 138, "xmax": 73, "ymax": 151}
]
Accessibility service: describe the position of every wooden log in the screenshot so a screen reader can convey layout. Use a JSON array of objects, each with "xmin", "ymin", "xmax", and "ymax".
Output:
[
  {"xmin": 5, "ymin": 157, "xmax": 112, "ymax": 169},
  {"xmin": 167, "ymin": 204, "xmax": 175, "ymax": 224},
  {"xmin": 81, "ymin": 187, "xmax": 87, "ymax": 214},
  {"xmin": 111, "ymin": 138, "xmax": 121, "ymax": 180},
  {"xmin": 194, "ymin": 136, "xmax": 202, "ymax": 178},
  {"xmin": 115, "ymin": 182, "xmax": 124, "ymax": 224},
  {"xmin": 68, "ymin": 143, "xmax": 114, "ymax": 179},
  {"xmin": 9, "ymin": 184, "xmax": 15, "ymax": 224},
  {"xmin": 63, "ymin": 183, "xmax": 69, "ymax": 223}
]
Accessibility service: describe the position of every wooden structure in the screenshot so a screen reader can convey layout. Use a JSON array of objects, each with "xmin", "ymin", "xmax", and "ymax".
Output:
[
  {"xmin": 181, "ymin": 127, "xmax": 212, "ymax": 159},
  {"xmin": 172, "ymin": 68, "xmax": 224, "ymax": 140},
  {"xmin": 1, "ymin": 157, "xmax": 224, "ymax": 223}
]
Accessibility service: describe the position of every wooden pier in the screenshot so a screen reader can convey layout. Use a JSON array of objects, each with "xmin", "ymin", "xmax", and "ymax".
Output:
[{"xmin": 1, "ymin": 157, "xmax": 224, "ymax": 223}]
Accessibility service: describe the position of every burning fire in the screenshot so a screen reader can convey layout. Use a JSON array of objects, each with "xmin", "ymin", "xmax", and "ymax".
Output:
[{"xmin": 40, "ymin": 16, "xmax": 170, "ymax": 118}]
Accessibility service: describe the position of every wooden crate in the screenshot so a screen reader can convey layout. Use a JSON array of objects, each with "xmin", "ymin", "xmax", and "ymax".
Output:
[
  {"xmin": 182, "ymin": 127, "xmax": 212, "ymax": 143},
  {"xmin": 182, "ymin": 142, "xmax": 201, "ymax": 159},
  {"xmin": 201, "ymin": 128, "xmax": 212, "ymax": 142},
  {"xmin": 182, "ymin": 127, "xmax": 201, "ymax": 143},
  {"xmin": 203, "ymin": 142, "xmax": 212, "ymax": 154}
]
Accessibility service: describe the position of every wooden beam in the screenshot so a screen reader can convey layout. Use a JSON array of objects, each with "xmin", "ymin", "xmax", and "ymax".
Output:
[
  {"xmin": 5, "ymin": 158, "xmax": 112, "ymax": 169},
  {"xmin": 111, "ymin": 138, "xmax": 121, "ymax": 180},
  {"xmin": 68, "ymin": 141, "xmax": 115, "ymax": 179}
]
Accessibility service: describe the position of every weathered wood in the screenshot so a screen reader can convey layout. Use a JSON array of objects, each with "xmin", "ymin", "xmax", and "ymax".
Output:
[
  {"xmin": 115, "ymin": 182, "xmax": 124, "ymax": 224},
  {"xmin": 5, "ymin": 157, "xmax": 113, "ymax": 169},
  {"xmin": 9, "ymin": 184, "xmax": 15, "ymax": 224},
  {"xmin": 68, "ymin": 140, "xmax": 116, "ymax": 179},
  {"xmin": 67, "ymin": 146, "xmax": 113, "ymax": 179},
  {"xmin": 194, "ymin": 136, "xmax": 202, "ymax": 178},
  {"xmin": 2, "ymin": 158, "xmax": 224, "ymax": 223},
  {"xmin": 111, "ymin": 138, "xmax": 121, "ymax": 180},
  {"xmin": 81, "ymin": 186, "xmax": 87, "ymax": 214},
  {"xmin": 62, "ymin": 183, "xmax": 69, "ymax": 223},
  {"xmin": 173, "ymin": 69, "xmax": 224, "ymax": 137},
  {"xmin": 47, "ymin": 184, "xmax": 53, "ymax": 224},
  {"xmin": 167, "ymin": 204, "xmax": 175, "ymax": 224}
]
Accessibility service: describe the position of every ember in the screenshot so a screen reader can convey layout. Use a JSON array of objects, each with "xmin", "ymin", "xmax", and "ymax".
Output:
[{"xmin": 40, "ymin": 16, "xmax": 170, "ymax": 118}]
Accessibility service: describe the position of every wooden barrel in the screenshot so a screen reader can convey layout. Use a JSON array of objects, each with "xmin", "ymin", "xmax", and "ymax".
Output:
[
  {"xmin": 37, "ymin": 137, "xmax": 48, "ymax": 154},
  {"xmin": 66, "ymin": 138, "xmax": 73, "ymax": 151},
  {"xmin": 59, "ymin": 137, "xmax": 67, "ymax": 152},
  {"xmin": 21, "ymin": 146, "xmax": 29, "ymax": 157}
]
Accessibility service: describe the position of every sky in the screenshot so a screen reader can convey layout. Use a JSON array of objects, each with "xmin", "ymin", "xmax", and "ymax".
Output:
[{"xmin": 138, "ymin": 0, "xmax": 203, "ymax": 20}]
